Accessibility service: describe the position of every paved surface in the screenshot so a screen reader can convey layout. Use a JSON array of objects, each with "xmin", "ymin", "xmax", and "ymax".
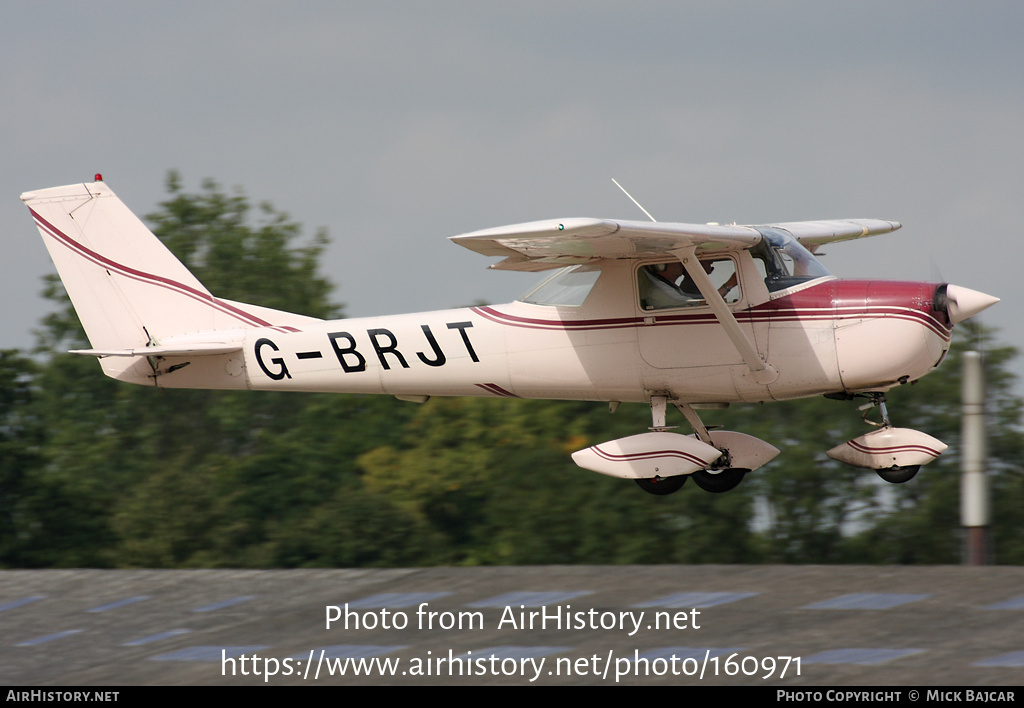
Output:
[{"xmin": 1, "ymin": 565, "xmax": 1022, "ymax": 686}]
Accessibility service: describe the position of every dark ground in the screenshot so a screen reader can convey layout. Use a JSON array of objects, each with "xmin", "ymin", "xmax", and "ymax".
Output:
[{"xmin": 2, "ymin": 565, "xmax": 1021, "ymax": 686}]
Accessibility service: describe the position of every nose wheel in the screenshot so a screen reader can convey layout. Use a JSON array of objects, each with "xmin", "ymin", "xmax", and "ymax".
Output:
[
  {"xmin": 860, "ymin": 393, "xmax": 919, "ymax": 483},
  {"xmin": 875, "ymin": 465, "xmax": 920, "ymax": 484},
  {"xmin": 825, "ymin": 392, "xmax": 945, "ymax": 482}
]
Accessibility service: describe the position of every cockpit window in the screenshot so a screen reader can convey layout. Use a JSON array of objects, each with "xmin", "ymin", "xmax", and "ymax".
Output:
[
  {"xmin": 638, "ymin": 257, "xmax": 740, "ymax": 310},
  {"xmin": 519, "ymin": 264, "xmax": 602, "ymax": 307},
  {"xmin": 753, "ymin": 228, "xmax": 832, "ymax": 292}
]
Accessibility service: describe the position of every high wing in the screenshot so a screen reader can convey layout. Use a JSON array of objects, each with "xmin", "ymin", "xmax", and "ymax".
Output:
[
  {"xmin": 451, "ymin": 215, "xmax": 900, "ymax": 383},
  {"xmin": 450, "ymin": 217, "xmax": 899, "ymax": 270},
  {"xmin": 450, "ymin": 218, "xmax": 759, "ymax": 271},
  {"xmin": 767, "ymin": 218, "xmax": 901, "ymax": 251}
]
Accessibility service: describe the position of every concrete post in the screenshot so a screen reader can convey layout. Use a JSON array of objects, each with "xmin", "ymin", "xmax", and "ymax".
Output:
[{"xmin": 960, "ymin": 351, "xmax": 988, "ymax": 565}]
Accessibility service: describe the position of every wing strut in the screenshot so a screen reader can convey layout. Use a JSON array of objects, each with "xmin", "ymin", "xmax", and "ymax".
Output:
[{"xmin": 670, "ymin": 247, "xmax": 779, "ymax": 385}]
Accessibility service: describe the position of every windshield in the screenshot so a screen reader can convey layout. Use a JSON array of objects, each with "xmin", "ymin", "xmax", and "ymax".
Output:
[
  {"xmin": 518, "ymin": 264, "xmax": 602, "ymax": 307},
  {"xmin": 752, "ymin": 228, "xmax": 832, "ymax": 292}
]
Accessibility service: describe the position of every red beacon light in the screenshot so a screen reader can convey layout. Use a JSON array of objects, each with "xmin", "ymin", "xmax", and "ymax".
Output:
[{"xmin": 94, "ymin": 173, "xmax": 103, "ymax": 182}]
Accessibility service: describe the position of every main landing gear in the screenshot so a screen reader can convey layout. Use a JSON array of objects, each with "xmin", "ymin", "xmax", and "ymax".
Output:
[
  {"xmin": 825, "ymin": 392, "xmax": 945, "ymax": 483},
  {"xmin": 569, "ymin": 396, "xmax": 777, "ymax": 496},
  {"xmin": 573, "ymin": 391, "xmax": 945, "ymax": 495},
  {"xmin": 691, "ymin": 467, "xmax": 749, "ymax": 493},
  {"xmin": 628, "ymin": 397, "xmax": 777, "ymax": 496}
]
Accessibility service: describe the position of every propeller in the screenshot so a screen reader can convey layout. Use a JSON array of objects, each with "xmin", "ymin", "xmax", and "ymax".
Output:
[{"xmin": 936, "ymin": 284, "xmax": 1000, "ymax": 325}]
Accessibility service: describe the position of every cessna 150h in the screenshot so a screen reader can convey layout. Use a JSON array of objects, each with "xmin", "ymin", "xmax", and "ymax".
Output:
[{"xmin": 22, "ymin": 177, "xmax": 998, "ymax": 495}]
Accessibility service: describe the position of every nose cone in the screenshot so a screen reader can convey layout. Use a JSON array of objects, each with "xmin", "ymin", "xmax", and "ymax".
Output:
[{"xmin": 943, "ymin": 284, "xmax": 1000, "ymax": 325}]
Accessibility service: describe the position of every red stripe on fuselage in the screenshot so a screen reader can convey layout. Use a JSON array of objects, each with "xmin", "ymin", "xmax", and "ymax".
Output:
[
  {"xmin": 473, "ymin": 280, "xmax": 951, "ymax": 340},
  {"xmin": 474, "ymin": 383, "xmax": 519, "ymax": 398}
]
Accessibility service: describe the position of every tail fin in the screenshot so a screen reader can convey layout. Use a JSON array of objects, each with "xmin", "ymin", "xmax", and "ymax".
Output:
[{"xmin": 22, "ymin": 179, "xmax": 318, "ymax": 382}]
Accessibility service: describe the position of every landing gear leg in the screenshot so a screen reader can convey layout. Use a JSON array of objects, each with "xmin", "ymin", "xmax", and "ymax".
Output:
[
  {"xmin": 648, "ymin": 396, "xmax": 675, "ymax": 432},
  {"xmin": 859, "ymin": 392, "xmax": 892, "ymax": 428},
  {"xmin": 635, "ymin": 396, "xmax": 688, "ymax": 494},
  {"xmin": 672, "ymin": 401, "xmax": 714, "ymax": 445},
  {"xmin": 673, "ymin": 400, "xmax": 749, "ymax": 493},
  {"xmin": 856, "ymin": 393, "xmax": 924, "ymax": 484}
]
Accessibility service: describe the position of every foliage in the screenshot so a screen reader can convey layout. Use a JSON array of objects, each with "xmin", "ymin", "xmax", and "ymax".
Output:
[
  {"xmin": 0, "ymin": 351, "xmax": 41, "ymax": 565},
  {"xmin": 148, "ymin": 172, "xmax": 339, "ymax": 320}
]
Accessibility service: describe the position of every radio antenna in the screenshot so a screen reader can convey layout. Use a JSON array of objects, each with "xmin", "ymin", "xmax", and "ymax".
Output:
[{"xmin": 611, "ymin": 178, "xmax": 656, "ymax": 222}]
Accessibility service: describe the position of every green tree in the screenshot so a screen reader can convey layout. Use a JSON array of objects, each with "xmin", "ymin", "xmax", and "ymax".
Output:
[
  {"xmin": 0, "ymin": 351, "xmax": 41, "ymax": 566},
  {"xmin": 723, "ymin": 396, "xmax": 877, "ymax": 563},
  {"xmin": 147, "ymin": 172, "xmax": 339, "ymax": 320},
  {"xmin": 357, "ymin": 396, "xmax": 765, "ymax": 565}
]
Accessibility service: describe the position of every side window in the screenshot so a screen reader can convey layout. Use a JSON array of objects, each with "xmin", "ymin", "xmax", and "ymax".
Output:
[
  {"xmin": 638, "ymin": 258, "xmax": 739, "ymax": 310},
  {"xmin": 519, "ymin": 264, "xmax": 602, "ymax": 307}
]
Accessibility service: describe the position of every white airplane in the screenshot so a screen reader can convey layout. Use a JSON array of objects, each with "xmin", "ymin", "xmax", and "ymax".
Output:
[{"xmin": 22, "ymin": 177, "xmax": 998, "ymax": 495}]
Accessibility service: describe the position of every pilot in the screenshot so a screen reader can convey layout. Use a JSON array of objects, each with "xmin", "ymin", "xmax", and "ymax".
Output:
[
  {"xmin": 682, "ymin": 259, "xmax": 739, "ymax": 301},
  {"xmin": 639, "ymin": 262, "xmax": 691, "ymax": 309},
  {"xmin": 640, "ymin": 259, "xmax": 738, "ymax": 309},
  {"xmin": 656, "ymin": 261, "xmax": 686, "ymax": 286},
  {"xmin": 677, "ymin": 260, "xmax": 714, "ymax": 296}
]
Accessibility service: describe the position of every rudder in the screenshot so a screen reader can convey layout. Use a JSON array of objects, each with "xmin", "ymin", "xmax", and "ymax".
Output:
[
  {"xmin": 23, "ymin": 179, "xmax": 321, "ymax": 346},
  {"xmin": 22, "ymin": 179, "xmax": 319, "ymax": 385}
]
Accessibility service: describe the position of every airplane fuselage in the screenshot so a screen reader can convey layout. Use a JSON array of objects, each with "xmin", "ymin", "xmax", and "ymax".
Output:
[{"xmin": 127, "ymin": 259, "xmax": 952, "ymax": 406}]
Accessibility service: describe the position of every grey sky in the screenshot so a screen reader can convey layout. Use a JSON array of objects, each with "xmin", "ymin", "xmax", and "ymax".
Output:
[{"xmin": 3, "ymin": 3, "xmax": 1021, "ymax": 386}]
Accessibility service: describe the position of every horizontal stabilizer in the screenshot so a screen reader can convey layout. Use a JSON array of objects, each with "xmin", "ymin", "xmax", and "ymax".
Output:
[{"xmin": 71, "ymin": 342, "xmax": 244, "ymax": 358}]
